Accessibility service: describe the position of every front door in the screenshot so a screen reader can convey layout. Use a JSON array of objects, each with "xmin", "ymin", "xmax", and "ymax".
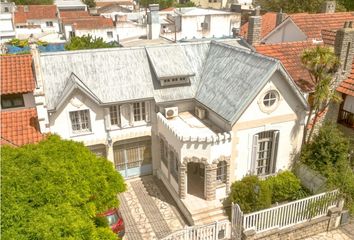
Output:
[
  {"xmin": 187, "ymin": 162, "xmax": 205, "ymax": 199},
  {"xmin": 113, "ymin": 137, "xmax": 152, "ymax": 178}
]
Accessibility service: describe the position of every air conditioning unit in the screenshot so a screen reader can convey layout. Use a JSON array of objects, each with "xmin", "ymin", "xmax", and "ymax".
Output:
[
  {"xmin": 195, "ymin": 106, "xmax": 206, "ymax": 120},
  {"xmin": 165, "ymin": 107, "xmax": 178, "ymax": 119}
]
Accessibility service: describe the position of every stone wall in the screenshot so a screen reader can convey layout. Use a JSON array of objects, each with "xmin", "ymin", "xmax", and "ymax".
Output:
[{"xmin": 242, "ymin": 207, "xmax": 342, "ymax": 240}]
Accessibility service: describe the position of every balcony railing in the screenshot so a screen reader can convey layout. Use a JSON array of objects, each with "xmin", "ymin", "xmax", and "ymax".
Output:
[{"xmin": 338, "ymin": 109, "xmax": 354, "ymax": 128}]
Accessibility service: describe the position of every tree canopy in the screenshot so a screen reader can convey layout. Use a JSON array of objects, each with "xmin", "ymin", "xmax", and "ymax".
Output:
[
  {"xmin": 9, "ymin": 0, "xmax": 53, "ymax": 4},
  {"xmin": 65, "ymin": 35, "xmax": 119, "ymax": 51},
  {"xmin": 254, "ymin": 0, "xmax": 348, "ymax": 13},
  {"xmin": 301, "ymin": 45, "xmax": 340, "ymax": 144},
  {"xmin": 83, "ymin": 0, "xmax": 96, "ymax": 8},
  {"xmin": 1, "ymin": 135, "xmax": 126, "ymax": 239}
]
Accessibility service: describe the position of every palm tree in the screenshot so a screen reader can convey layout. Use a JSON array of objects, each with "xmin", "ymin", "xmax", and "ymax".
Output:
[{"xmin": 301, "ymin": 45, "xmax": 341, "ymax": 145}]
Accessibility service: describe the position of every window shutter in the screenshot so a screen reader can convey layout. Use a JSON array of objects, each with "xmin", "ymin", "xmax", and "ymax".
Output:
[
  {"xmin": 104, "ymin": 108, "xmax": 110, "ymax": 130},
  {"xmin": 251, "ymin": 134, "xmax": 259, "ymax": 175},
  {"xmin": 120, "ymin": 104, "xmax": 130, "ymax": 128},
  {"xmin": 270, "ymin": 131, "xmax": 279, "ymax": 174},
  {"xmin": 145, "ymin": 101, "xmax": 150, "ymax": 123},
  {"xmin": 129, "ymin": 104, "xmax": 134, "ymax": 125}
]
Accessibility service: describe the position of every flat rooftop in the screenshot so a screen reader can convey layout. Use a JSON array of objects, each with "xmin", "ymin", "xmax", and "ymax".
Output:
[{"xmin": 167, "ymin": 111, "xmax": 222, "ymax": 137}]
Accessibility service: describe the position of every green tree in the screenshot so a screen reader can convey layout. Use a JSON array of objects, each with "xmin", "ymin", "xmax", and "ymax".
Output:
[
  {"xmin": 301, "ymin": 122, "xmax": 354, "ymax": 213},
  {"xmin": 65, "ymin": 35, "xmax": 119, "ymax": 51},
  {"xmin": 9, "ymin": 0, "xmax": 53, "ymax": 4},
  {"xmin": 83, "ymin": 0, "xmax": 96, "ymax": 8},
  {"xmin": 1, "ymin": 135, "xmax": 126, "ymax": 239},
  {"xmin": 254, "ymin": 0, "xmax": 347, "ymax": 13},
  {"xmin": 337, "ymin": 0, "xmax": 354, "ymax": 10},
  {"xmin": 301, "ymin": 46, "xmax": 340, "ymax": 144}
]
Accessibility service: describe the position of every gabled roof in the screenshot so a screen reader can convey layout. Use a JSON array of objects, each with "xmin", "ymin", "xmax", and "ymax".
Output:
[
  {"xmin": 0, "ymin": 54, "xmax": 35, "ymax": 95},
  {"xmin": 290, "ymin": 12, "xmax": 354, "ymax": 40},
  {"xmin": 240, "ymin": 12, "xmax": 278, "ymax": 39},
  {"xmin": 14, "ymin": 5, "xmax": 58, "ymax": 24},
  {"xmin": 255, "ymin": 41, "xmax": 319, "ymax": 92},
  {"xmin": 0, "ymin": 108, "xmax": 43, "ymax": 146},
  {"xmin": 337, "ymin": 60, "xmax": 354, "ymax": 97},
  {"xmin": 39, "ymin": 41, "xmax": 307, "ymax": 124}
]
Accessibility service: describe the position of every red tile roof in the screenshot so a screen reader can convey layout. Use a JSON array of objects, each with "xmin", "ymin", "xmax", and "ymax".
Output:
[
  {"xmin": 63, "ymin": 16, "xmax": 114, "ymax": 29},
  {"xmin": 321, "ymin": 29, "xmax": 337, "ymax": 46},
  {"xmin": 14, "ymin": 5, "xmax": 57, "ymax": 24},
  {"xmin": 337, "ymin": 60, "xmax": 354, "ymax": 97},
  {"xmin": 0, "ymin": 108, "xmax": 43, "ymax": 146},
  {"xmin": 240, "ymin": 12, "xmax": 278, "ymax": 39},
  {"xmin": 1, "ymin": 54, "xmax": 35, "ymax": 95},
  {"xmin": 290, "ymin": 12, "xmax": 354, "ymax": 40},
  {"xmin": 256, "ymin": 41, "xmax": 320, "ymax": 92},
  {"xmin": 60, "ymin": 10, "xmax": 90, "ymax": 19}
]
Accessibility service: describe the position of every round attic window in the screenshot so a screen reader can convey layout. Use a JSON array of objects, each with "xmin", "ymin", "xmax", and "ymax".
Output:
[{"xmin": 259, "ymin": 90, "xmax": 280, "ymax": 113}]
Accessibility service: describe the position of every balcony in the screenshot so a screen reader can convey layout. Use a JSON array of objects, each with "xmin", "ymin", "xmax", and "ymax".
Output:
[{"xmin": 338, "ymin": 109, "xmax": 354, "ymax": 129}]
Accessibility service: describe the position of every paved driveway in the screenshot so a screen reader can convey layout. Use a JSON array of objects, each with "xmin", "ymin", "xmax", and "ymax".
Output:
[{"xmin": 118, "ymin": 176, "xmax": 188, "ymax": 240}]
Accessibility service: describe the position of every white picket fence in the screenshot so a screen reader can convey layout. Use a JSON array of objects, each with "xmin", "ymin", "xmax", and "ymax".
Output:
[
  {"xmin": 161, "ymin": 220, "xmax": 230, "ymax": 240},
  {"xmin": 242, "ymin": 189, "xmax": 340, "ymax": 233}
]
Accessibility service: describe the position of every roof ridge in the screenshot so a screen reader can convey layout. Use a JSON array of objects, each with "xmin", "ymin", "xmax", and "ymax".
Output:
[{"xmin": 254, "ymin": 40, "xmax": 315, "ymax": 47}]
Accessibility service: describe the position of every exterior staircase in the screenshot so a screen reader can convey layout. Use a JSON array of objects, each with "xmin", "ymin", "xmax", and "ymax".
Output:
[{"xmin": 191, "ymin": 205, "xmax": 229, "ymax": 225}]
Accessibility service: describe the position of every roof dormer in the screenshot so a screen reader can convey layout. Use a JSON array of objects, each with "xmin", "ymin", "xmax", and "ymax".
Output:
[{"xmin": 146, "ymin": 45, "xmax": 195, "ymax": 87}]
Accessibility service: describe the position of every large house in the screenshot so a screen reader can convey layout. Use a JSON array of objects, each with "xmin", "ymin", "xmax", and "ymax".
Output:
[{"xmin": 31, "ymin": 40, "xmax": 308, "ymax": 224}]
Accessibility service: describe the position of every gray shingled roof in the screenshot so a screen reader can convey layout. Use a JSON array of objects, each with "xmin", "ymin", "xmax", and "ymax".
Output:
[
  {"xmin": 40, "ymin": 41, "xmax": 307, "ymax": 124},
  {"xmin": 196, "ymin": 42, "xmax": 279, "ymax": 123}
]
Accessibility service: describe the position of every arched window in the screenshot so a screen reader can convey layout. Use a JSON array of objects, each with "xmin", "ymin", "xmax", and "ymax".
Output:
[
  {"xmin": 252, "ymin": 130, "xmax": 279, "ymax": 176},
  {"xmin": 216, "ymin": 161, "xmax": 227, "ymax": 183}
]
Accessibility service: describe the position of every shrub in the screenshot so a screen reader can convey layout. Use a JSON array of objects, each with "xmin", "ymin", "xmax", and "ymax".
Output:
[
  {"xmin": 265, "ymin": 171, "xmax": 302, "ymax": 203},
  {"xmin": 229, "ymin": 175, "xmax": 272, "ymax": 213}
]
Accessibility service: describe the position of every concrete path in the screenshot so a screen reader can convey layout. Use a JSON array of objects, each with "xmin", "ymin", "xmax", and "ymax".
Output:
[
  {"xmin": 119, "ymin": 176, "xmax": 188, "ymax": 240},
  {"xmin": 303, "ymin": 219, "xmax": 354, "ymax": 240}
]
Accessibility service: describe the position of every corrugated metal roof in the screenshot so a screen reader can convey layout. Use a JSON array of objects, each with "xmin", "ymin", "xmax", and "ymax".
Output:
[{"xmin": 196, "ymin": 42, "xmax": 279, "ymax": 123}]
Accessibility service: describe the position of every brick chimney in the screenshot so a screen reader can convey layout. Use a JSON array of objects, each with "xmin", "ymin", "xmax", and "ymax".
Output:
[
  {"xmin": 321, "ymin": 1, "xmax": 336, "ymax": 13},
  {"xmin": 147, "ymin": 4, "xmax": 160, "ymax": 40},
  {"xmin": 247, "ymin": 7, "xmax": 261, "ymax": 45},
  {"xmin": 335, "ymin": 21, "xmax": 354, "ymax": 79},
  {"xmin": 276, "ymin": 9, "xmax": 286, "ymax": 27}
]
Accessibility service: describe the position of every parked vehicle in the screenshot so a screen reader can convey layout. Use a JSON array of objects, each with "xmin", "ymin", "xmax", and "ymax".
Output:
[{"xmin": 99, "ymin": 208, "xmax": 125, "ymax": 238}]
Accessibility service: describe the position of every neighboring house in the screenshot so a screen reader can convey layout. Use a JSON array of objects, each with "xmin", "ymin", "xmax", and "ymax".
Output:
[
  {"xmin": 240, "ymin": 12, "xmax": 279, "ymax": 41},
  {"xmin": 14, "ymin": 5, "xmax": 61, "ymax": 42},
  {"xmin": 190, "ymin": 0, "xmax": 227, "ymax": 10},
  {"xmin": 159, "ymin": 7, "xmax": 241, "ymax": 41},
  {"xmin": 0, "ymin": 54, "xmax": 43, "ymax": 146},
  {"xmin": 61, "ymin": 13, "xmax": 117, "ymax": 42},
  {"xmin": 32, "ymin": 40, "xmax": 308, "ymax": 224},
  {"xmin": 255, "ymin": 21, "xmax": 354, "ymax": 132},
  {"xmin": 54, "ymin": 0, "xmax": 87, "ymax": 11},
  {"xmin": 0, "ymin": 1, "xmax": 15, "ymax": 43}
]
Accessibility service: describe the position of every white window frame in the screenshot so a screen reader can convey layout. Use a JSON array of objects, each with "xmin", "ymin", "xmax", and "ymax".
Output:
[
  {"xmin": 216, "ymin": 161, "xmax": 227, "ymax": 184},
  {"xmin": 69, "ymin": 109, "xmax": 91, "ymax": 135},
  {"xmin": 251, "ymin": 130, "xmax": 279, "ymax": 176},
  {"xmin": 109, "ymin": 105, "xmax": 120, "ymax": 128}
]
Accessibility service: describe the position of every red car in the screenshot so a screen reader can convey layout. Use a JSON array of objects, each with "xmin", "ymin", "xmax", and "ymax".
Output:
[{"xmin": 100, "ymin": 208, "xmax": 125, "ymax": 238}]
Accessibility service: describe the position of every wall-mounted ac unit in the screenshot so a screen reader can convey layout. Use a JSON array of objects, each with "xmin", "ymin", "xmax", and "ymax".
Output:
[
  {"xmin": 195, "ymin": 106, "xmax": 206, "ymax": 120},
  {"xmin": 165, "ymin": 107, "xmax": 178, "ymax": 119}
]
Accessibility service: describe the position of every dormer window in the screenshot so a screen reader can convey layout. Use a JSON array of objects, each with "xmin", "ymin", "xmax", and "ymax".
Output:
[
  {"xmin": 1, "ymin": 94, "xmax": 24, "ymax": 109},
  {"xmin": 160, "ymin": 76, "xmax": 190, "ymax": 87}
]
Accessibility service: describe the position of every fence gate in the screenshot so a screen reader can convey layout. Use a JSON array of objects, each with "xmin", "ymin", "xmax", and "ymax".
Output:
[{"xmin": 231, "ymin": 203, "xmax": 243, "ymax": 240}]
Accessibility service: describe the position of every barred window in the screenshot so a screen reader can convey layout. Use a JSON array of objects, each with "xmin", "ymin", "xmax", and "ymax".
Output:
[
  {"xmin": 69, "ymin": 110, "xmax": 91, "ymax": 133},
  {"xmin": 160, "ymin": 139, "xmax": 168, "ymax": 168},
  {"xmin": 109, "ymin": 105, "xmax": 120, "ymax": 126},
  {"xmin": 133, "ymin": 102, "xmax": 146, "ymax": 122},
  {"xmin": 216, "ymin": 161, "xmax": 227, "ymax": 183}
]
